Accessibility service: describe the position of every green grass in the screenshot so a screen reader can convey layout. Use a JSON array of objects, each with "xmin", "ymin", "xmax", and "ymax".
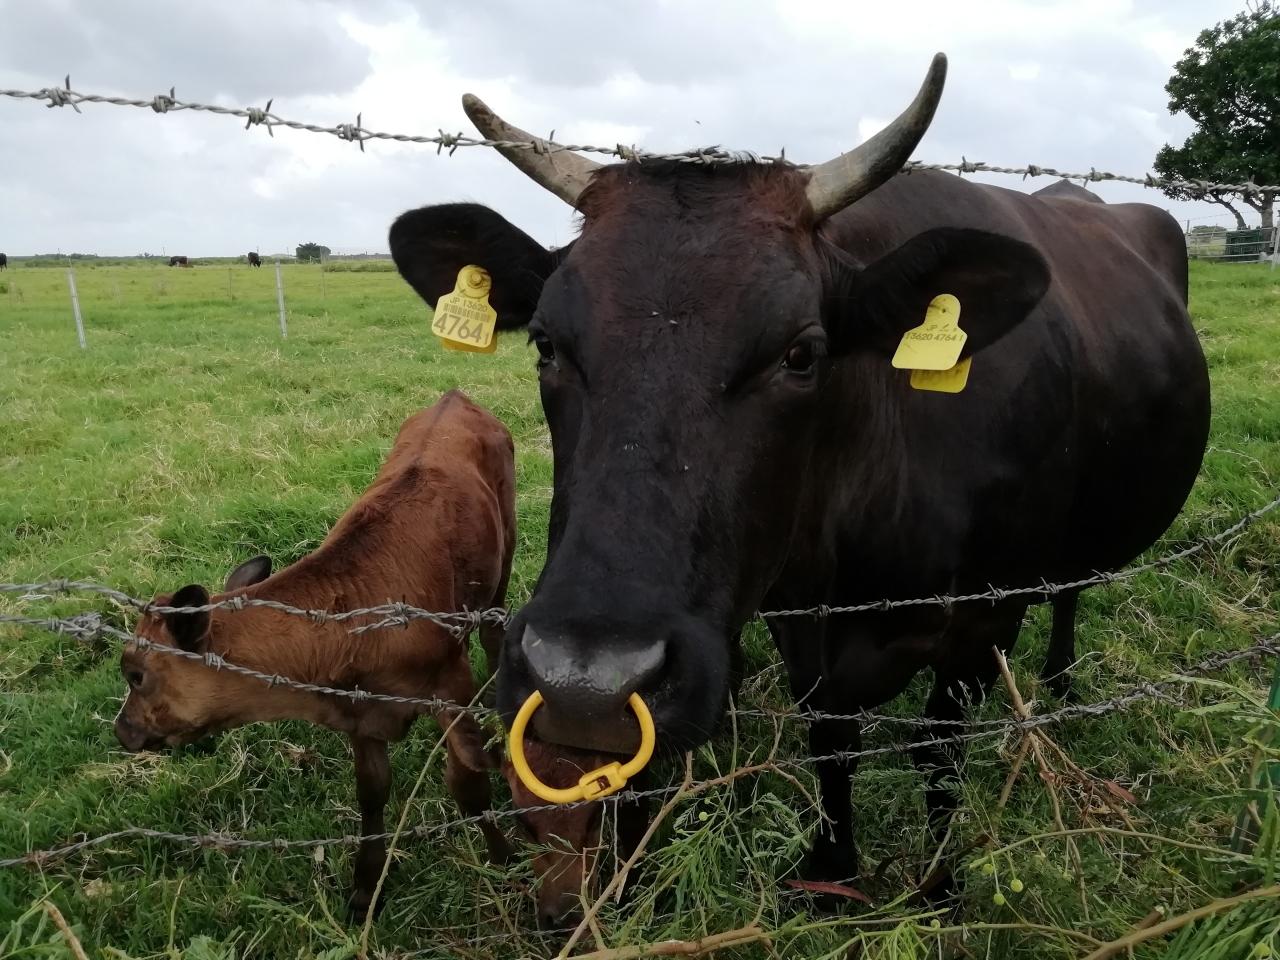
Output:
[{"xmin": 1, "ymin": 260, "xmax": 1278, "ymax": 959}]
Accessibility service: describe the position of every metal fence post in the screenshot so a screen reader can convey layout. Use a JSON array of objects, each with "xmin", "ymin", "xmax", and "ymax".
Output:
[
  {"xmin": 67, "ymin": 268, "xmax": 86, "ymax": 349},
  {"xmin": 1270, "ymin": 225, "xmax": 1279, "ymax": 272},
  {"xmin": 274, "ymin": 260, "xmax": 288, "ymax": 339}
]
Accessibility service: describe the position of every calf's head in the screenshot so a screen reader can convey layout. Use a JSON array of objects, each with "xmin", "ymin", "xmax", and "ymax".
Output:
[
  {"xmin": 391, "ymin": 54, "xmax": 1049, "ymax": 756},
  {"xmin": 115, "ymin": 556, "xmax": 273, "ymax": 752},
  {"xmin": 503, "ymin": 739, "xmax": 610, "ymax": 929}
]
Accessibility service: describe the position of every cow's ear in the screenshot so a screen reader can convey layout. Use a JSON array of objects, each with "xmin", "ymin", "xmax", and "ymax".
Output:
[
  {"xmin": 163, "ymin": 584, "xmax": 212, "ymax": 652},
  {"xmin": 389, "ymin": 203, "xmax": 563, "ymax": 330},
  {"xmin": 829, "ymin": 227, "xmax": 1049, "ymax": 358},
  {"xmin": 224, "ymin": 555, "xmax": 271, "ymax": 591}
]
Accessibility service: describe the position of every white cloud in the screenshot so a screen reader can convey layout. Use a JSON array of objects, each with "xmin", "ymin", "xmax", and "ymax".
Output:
[{"xmin": 0, "ymin": 0, "xmax": 1257, "ymax": 257}]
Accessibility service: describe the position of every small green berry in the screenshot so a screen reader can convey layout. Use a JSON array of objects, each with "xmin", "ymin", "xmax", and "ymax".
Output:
[
  {"xmin": 981, "ymin": 862, "xmax": 995, "ymax": 876},
  {"xmin": 929, "ymin": 919, "xmax": 941, "ymax": 929},
  {"xmin": 697, "ymin": 811, "xmax": 708, "ymax": 822},
  {"xmin": 1250, "ymin": 944, "xmax": 1271, "ymax": 959},
  {"xmin": 992, "ymin": 892, "xmax": 1007, "ymax": 906},
  {"xmin": 1010, "ymin": 878, "xmax": 1025, "ymax": 893}
]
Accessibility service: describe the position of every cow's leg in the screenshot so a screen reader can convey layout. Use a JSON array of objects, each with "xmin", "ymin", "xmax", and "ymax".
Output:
[
  {"xmin": 803, "ymin": 714, "xmax": 863, "ymax": 884},
  {"xmin": 770, "ymin": 618, "xmax": 862, "ymax": 886},
  {"xmin": 349, "ymin": 735, "xmax": 392, "ymax": 921},
  {"xmin": 1042, "ymin": 589, "xmax": 1080, "ymax": 700},
  {"xmin": 911, "ymin": 605, "xmax": 1026, "ymax": 899}
]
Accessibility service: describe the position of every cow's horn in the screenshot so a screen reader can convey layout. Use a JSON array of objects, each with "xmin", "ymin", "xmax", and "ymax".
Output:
[
  {"xmin": 462, "ymin": 94, "xmax": 602, "ymax": 209},
  {"xmin": 805, "ymin": 53, "xmax": 948, "ymax": 221}
]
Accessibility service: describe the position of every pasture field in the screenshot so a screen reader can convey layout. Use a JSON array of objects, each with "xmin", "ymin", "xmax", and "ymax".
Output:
[{"xmin": 1, "ymin": 260, "xmax": 1279, "ymax": 959}]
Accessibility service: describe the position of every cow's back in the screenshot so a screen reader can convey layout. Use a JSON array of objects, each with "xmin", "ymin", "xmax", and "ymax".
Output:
[
  {"xmin": 242, "ymin": 393, "xmax": 515, "ymax": 677},
  {"xmin": 809, "ymin": 172, "xmax": 1208, "ymax": 596}
]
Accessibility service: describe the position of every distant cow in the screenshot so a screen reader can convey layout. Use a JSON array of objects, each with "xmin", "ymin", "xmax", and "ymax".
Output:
[
  {"xmin": 168, "ymin": 256, "xmax": 188, "ymax": 267},
  {"xmin": 0, "ymin": 253, "xmax": 7, "ymax": 270},
  {"xmin": 247, "ymin": 251, "xmax": 262, "ymax": 267},
  {"xmin": 116, "ymin": 391, "xmax": 517, "ymax": 919}
]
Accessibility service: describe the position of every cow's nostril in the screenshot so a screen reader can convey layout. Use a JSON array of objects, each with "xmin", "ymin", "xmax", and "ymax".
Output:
[{"xmin": 521, "ymin": 624, "xmax": 665, "ymax": 714}]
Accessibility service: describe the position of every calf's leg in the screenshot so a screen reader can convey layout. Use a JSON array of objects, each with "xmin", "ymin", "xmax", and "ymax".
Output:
[
  {"xmin": 441, "ymin": 709, "xmax": 514, "ymax": 865},
  {"xmin": 349, "ymin": 735, "xmax": 392, "ymax": 921}
]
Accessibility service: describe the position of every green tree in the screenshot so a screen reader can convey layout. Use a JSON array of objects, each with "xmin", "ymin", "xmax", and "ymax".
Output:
[
  {"xmin": 295, "ymin": 242, "xmax": 332, "ymax": 262},
  {"xmin": 1154, "ymin": 1, "xmax": 1280, "ymax": 229}
]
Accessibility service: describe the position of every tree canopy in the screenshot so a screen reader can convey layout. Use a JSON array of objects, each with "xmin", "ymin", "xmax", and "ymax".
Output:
[
  {"xmin": 295, "ymin": 243, "xmax": 332, "ymax": 262},
  {"xmin": 1154, "ymin": 1, "xmax": 1279, "ymax": 229}
]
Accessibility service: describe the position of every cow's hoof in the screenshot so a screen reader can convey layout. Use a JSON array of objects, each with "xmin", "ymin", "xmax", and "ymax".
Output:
[
  {"xmin": 791, "ymin": 844, "xmax": 861, "ymax": 913},
  {"xmin": 347, "ymin": 889, "xmax": 386, "ymax": 924}
]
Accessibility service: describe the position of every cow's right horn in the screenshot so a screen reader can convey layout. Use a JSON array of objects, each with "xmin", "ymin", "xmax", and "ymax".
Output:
[
  {"xmin": 462, "ymin": 94, "xmax": 602, "ymax": 210},
  {"xmin": 804, "ymin": 53, "xmax": 948, "ymax": 221}
]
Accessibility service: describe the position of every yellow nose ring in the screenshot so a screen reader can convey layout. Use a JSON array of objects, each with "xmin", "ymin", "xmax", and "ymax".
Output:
[{"xmin": 508, "ymin": 691, "xmax": 656, "ymax": 804}]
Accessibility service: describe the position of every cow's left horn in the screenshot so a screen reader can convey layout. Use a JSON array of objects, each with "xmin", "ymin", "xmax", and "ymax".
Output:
[
  {"xmin": 462, "ymin": 94, "xmax": 602, "ymax": 210},
  {"xmin": 805, "ymin": 53, "xmax": 948, "ymax": 221}
]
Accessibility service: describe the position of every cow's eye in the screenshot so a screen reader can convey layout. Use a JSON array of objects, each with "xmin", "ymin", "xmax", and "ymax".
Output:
[
  {"xmin": 125, "ymin": 669, "xmax": 145, "ymax": 690},
  {"xmin": 531, "ymin": 334, "xmax": 556, "ymax": 368},
  {"xmin": 782, "ymin": 340, "xmax": 818, "ymax": 375}
]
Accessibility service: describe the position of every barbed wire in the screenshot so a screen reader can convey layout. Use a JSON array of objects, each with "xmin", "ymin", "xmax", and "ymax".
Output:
[
  {"xmin": 1, "ymin": 489, "xmax": 1275, "ymax": 721},
  {"xmin": 3, "ymin": 629, "xmax": 1273, "ymax": 871},
  {"xmin": 755, "ymin": 487, "xmax": 1280, "ymax": 620},
  {"xmin": 3, "ymin": 78, "xmax": 1279, "ymax": 198},
  {"xmin": 3, "ymin": 488, "xmax": 1275, "ymax": 633},
  {"xmin": 0, "ymin": 612, "xmax": 491, "ymax": 716}
]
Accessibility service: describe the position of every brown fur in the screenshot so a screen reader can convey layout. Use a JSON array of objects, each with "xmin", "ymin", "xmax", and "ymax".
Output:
[
  {"xmin": 115, "ymin": 389, "xmax": 516, "ymax": 919},
  {"xmin": 503, "ymin": 740, "xmax": 650, "ymax": 930}
]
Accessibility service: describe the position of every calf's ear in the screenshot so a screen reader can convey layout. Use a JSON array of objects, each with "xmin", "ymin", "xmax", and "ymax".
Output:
[
  {"xmin": 164, "ymin": 584, "xmax": 212, "ymax": 652},
  {"xmin": 225, "ymin": 555, "xmax": 272, "ymax": 591},
  {"xmin": 828, "ymin": 227, "xmax": 1050, "ymax": 358},
  {"xmin": 389, "ymin": 203, "xmax": 566, "ymax": 330}
]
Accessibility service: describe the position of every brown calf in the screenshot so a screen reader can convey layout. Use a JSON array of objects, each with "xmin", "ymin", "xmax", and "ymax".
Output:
[
  {"xmin": 504, "ymin": 740, "xmax": 651, "ymax": 930},
  {"xmin": 115, "ymin": 389, "xmax": 515, "ymax": 918}
]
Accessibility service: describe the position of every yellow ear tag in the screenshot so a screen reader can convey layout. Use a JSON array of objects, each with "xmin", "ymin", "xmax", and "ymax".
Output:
[
  {"xmin": 910, "ymin": 357, "xmax": 971, "ymax": 393},
  {"xmin": 432, "ymin": 265, "xmax": 498, "ymax": 353},
  {"xmin": 891, "ymin": 294, "xmax": 966, "ymax": 371}
]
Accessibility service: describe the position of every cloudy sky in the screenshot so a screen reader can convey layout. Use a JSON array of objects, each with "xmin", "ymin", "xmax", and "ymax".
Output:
[{"xmin": 0, "ymin": 0, "xmax": 1251, "ymax": 257}]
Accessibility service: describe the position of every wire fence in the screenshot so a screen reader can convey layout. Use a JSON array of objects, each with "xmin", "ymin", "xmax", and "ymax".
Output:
[
  {"xmin": 4, "ymin": 78, "xmax": 1280, "ymax": 199},
  {"xmin": 3, "ymin": 487, "xmax": 1276, "ymax": 724},
  {"xmin": 1185, "ymin": 224, "xmax": 1280, "ymax": 266},
  {"xmin": 3, "ymin": 627, "xmax": 1275, "ymax": 872}
]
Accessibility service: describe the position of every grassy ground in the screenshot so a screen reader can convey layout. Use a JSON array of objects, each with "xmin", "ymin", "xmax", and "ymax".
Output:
[{"xmin": 0, "ymin": 260, "xmax": 1278, "ymax": 959}]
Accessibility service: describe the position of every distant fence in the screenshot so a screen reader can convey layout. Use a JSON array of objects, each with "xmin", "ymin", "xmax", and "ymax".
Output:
[{"xmin": 1185, "ymin": 224, "xmax": 1280, "ymax": 266}]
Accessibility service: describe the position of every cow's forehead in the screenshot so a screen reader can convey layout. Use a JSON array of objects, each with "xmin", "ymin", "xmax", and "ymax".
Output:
[{"xmin": 578, "ymin": 160, "xmax": 813, "ymax": 228}]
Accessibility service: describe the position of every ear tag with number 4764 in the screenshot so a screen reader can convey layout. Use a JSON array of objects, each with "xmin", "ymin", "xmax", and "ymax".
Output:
[
  {"xmin": 433, "ymin": 265, "xmax": 498, "ymax": 353},
  {"xmin": 891, "ymin": 293, "xmax": 971, "ymax": 393}
]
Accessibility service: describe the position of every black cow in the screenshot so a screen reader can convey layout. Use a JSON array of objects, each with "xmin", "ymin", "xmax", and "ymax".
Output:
[
  {"xmin": 168, "ymin": 256, "xmax": 188, "ymax": 267},
  {"xmin": 389, "ymin": 54, "xmax": 1209, "ymax": 902},
  {"xmin": 248, "ymin": 252, "xmax": 262, "ymax": 267},
  {"xmin": 0, "ymin": 253, "xmax": 7, "ymax": 270}
]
